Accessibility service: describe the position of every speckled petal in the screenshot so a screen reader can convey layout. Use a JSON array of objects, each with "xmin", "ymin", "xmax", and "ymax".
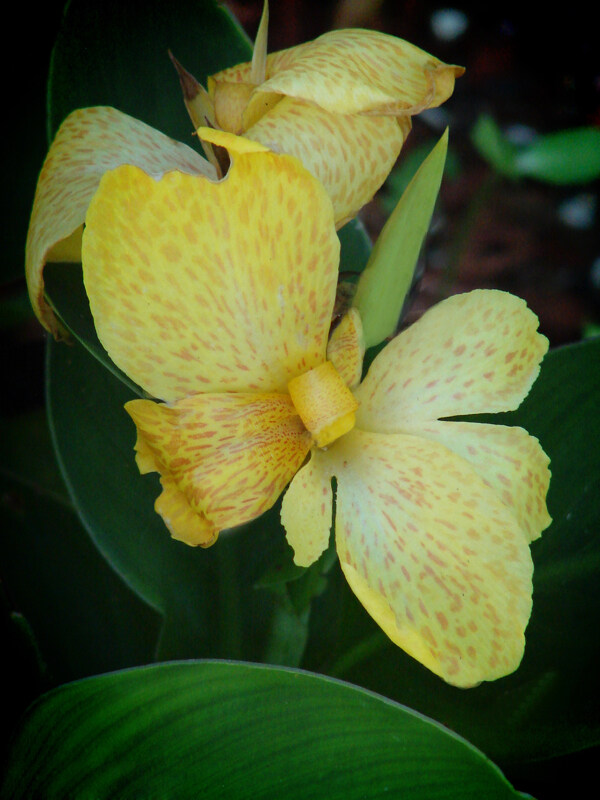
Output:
[
  {"xmin": 326, "ymin": 308, "xmax": 365, "ymax": 388},
  {"xmin": 328, "ymin": 429, "xmax": 535, "ymax": 687},
  {"xmin": 25, "ymin": 106, "xmax": 214, "ymax": 336},
  {"xmin": 401, "ymin": 421, "xmax": 551, "ymax": 543},
  {"xmin": 82, "ymin": 141, "xmax": 339, "ymax": 402},
  {"xmin": 212, "ymin": 29, "xmax": 463, "ymax": 117},
  {"xmin": 125, "ymin": 393, "xmax": 311, "ymax": 541},
  {"xmin": 356, "ymin": 290, "xmax": 549, "ymax": 427},
  {"xmin": 281, "ymin": 449, "xmax": 333, "ymax": 567},
  {"xmin": 244, "ymin": 96, "xmax": 409, "ymax": 225}
]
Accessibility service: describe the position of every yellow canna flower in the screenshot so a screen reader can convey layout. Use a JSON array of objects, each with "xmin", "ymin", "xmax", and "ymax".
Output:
[
  {"xmin": 77, "ymin": 129, "xmax": 550, "ymax": 688},
  {"xmin": 177, "ymin": 5, "xmax": 463, "ymax": 228},
  {"xmin": 26, "ymin": 9, "xmax": 461, "ymax": 337}
]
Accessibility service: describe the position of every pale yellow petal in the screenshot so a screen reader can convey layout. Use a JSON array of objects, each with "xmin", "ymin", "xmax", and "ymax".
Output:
[
  {"xmin": 327, "ymin": 429, "xmax": 535, "ymax": 687},
  {"xmin": 281, "ymin": 449, "xmax": 333, "ymax": 567},
  {"xmin": 356, "ymin": 290, "xmax": 549, "ymax": 428},
  {"xmin": 26, "ymin": 106, "xmax": 215, "ymax": 336},
  {"xmin": 213, "ymin": 29, "xmax": 463, "ymax": 116},
  {"xmin": 125, "ymin": 393, "xmax": 311, "ymax": 537},
  {"xmin": 401, "ymin": 421, "xmax": 551, "ymax": 543},
  {"xmin": 244, "ymin": 96, "xmax": 409, "ymax": 225},
  {"xmin": 82, "ymin": 144, "xmax": 339, "ymax": 402},
  {"xmin": 327, "ymin": 308, "xmax": 365, "ymax": 389}
]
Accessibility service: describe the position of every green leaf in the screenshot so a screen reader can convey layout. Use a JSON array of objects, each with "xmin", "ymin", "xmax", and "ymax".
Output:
[
  {"xmin": 514, "ymin": 127, "xmax": 600, "ymax": 185},
  {"xmin": 47, "ymin": 0, "xmax": 251, "ymax": 141},
  {"xmin": 470, "ymin": 114, "xmax": 519, "ymax": 178},
  {"xmin": 352, "ymin": 130, "xmax": 448, "ymax": 348},
  {"xmin": 472, "ymin": 115, "xmax": 600, "ymax": 186},
  {"xmin": 0, "ymin": 409, "xmax": 160, "ymax": 732},
  {"xmin": 319, "ymin": 338, "xmax": 600, "ymax": 765},
  {"xmin": 1, "ymin": 661, "xmax": 524, "ymax": 799}
]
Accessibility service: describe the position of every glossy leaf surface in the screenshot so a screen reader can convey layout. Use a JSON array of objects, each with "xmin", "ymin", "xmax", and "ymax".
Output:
[{"xmin": 2, "ymin": 661, "xmax": 525, "ymax": 799}]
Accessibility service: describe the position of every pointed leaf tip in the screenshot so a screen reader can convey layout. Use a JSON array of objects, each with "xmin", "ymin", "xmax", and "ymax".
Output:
[{"xmin": 353, "ymin": 129, "xmax": 449, "ymax": 349}]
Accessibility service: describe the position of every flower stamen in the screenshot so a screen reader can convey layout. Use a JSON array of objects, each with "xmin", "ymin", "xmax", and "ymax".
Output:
[{"xmin": 288, "ymin": 361, "xmax": 358, "ymax": 447}]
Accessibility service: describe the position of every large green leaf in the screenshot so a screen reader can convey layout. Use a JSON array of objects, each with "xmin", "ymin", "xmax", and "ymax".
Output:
[
  {"xmin": 1, "ymin": 661, "xmax": 526, "ymax": 799},
  {"xmin": 47, "ymin": 0, "xmax": 251, "ymax": 140},
  {"xmin": 0, "ymin": 409, "xmax": 160, "ymax": 747},
  {"xmin": 312, "ymin": 337, "xmax": 600, "ymax": 765}
]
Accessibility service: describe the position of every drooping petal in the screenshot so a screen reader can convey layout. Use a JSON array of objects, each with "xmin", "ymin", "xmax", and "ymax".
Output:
[
  {"xmin": 242, "ymin": 96, "xmax": 409, "ymax": 225},
  {"xmin": 211, "ymin": 29, "xmax": 463, "ymax": 118},
  {"xmin": 125, "ymin": 392, "xmax": 311, "ymax": 543},
  {"xmin": 400, "ymin": 421, "xmax": 551, "ymax": 543},
  {"xmin": 356, "ymin": 290, "xmax": 549, "ymax": 428},
  {"xmin": 326, "ymin": 428, "xmax": 535, "ymax": 687},
  {"xmin": 82, "ymin": 133, "xmax": 339, "ymax": 402},
  {"xmin": 155, "ymin": 473, "xmax": 218, "ymax": 547},
  {"xmin": 326, "ymin": 308, "xmax": 365, "ymax": 388},
  {"xmin": 281, "ymin": 449, "xmax": 333, "ymax": 568},
  {"xmin": 25, "ymin": 106, "xmax": 215, "ymax": 336}
]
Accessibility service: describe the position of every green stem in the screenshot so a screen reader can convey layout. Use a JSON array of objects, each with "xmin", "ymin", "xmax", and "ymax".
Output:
[{"xmin": 327, "ymin": 631, "xmax": 387, "ymax": 678}]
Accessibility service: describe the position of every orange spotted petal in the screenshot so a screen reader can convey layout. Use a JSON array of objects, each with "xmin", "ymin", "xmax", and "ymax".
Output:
[
  {"xmin": 356, "ymin": 290, "xmax": 549, "ymax": 427},
  {"xmin": 281, "ymin": 449, "xmax": 333, "ymax": 568},
  {"xmin": 26, "ymin": 106, "xmax": 215, "ymax": 337},
  {"xmin": 328, "ymin": 429, "xmax": 534, "ymax": 687},
  {"xmin": 400, "ymin": 421, "xmax": 551, "ymax": 544},
  {"xmin": 212, "ymin": 29, "xmax": 463, "ymax": 118},
  {"xmin": 125, "ymin": 393, "xmax": 311, "ymax": 541},
  {"xmin": 326, "ymin": 308, "xmax": 365, "ymax": 389},
  {"xmin": 242, "ymin": 96, "xmax": 409, "ymax": 226},
  {"xmin": 82, "ymin": 139, "xmax": 339, "ymax": 402}
]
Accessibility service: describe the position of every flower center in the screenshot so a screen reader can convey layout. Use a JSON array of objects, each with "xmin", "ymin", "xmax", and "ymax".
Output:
[{"xmin": 288, "ymin": 361, "xmax": 358, "ymax": 448}]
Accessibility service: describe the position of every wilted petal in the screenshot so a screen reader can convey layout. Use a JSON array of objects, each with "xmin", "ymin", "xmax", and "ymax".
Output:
[
  {"xmin": 243, "ymin": 96, "xmax": 409, "ymax": 225},
  {"xmin": 328, "ymin": 429, "xmax": 534, "ymax": 687},
  {"xmin": 399, "ymin": 421, "xmax": 551, "ymax": 543},
  {"xmin": 26, "ymin": 106, "xmax": 214, "ymax": 336},
  {"xmin": 281, "ymin": 449, "xmax": 333, "ymax": 567},
  {"xmin": 356, "ymin": 290, "xmax": 549, "ymax": 427},
  {"xmin": 82, "ymin": 134, "xmax": 339, "ymax": 401},
  {"xmin": 126, "ymin": 392, "xmax": 311, "ymax": 541}
]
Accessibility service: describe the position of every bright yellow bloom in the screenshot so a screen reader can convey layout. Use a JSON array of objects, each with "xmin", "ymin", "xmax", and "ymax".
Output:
[
  {"xmin": 179, "ymin": 13, "xmax": 463, "ymax": 227},
  {"xmin": 25, "ymin": 16, "xmax": 461, "ymax": 337},
  {"xmin": 75, "ymin": 130, "xmax": 550, "ymax": 688}
]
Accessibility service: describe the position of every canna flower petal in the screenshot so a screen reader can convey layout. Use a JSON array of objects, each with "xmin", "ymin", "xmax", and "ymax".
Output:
[
  {"xmin": 25, "ymin": 106, "xmax": 215, "ymax": 336},
  {"xmin": 326, "ymin": 429, "xmax": 534, "ymax": 687},
  {"xmin": 281, "ymin": 449, "xmax": 333, "ymax": 568},
  {"xmin": 355, "ymin": 290, "xmax": 549, "ymax": 429},
  {"xmin": 326, "ymin": 308, "xmax": 365, "ymax": 388},
  {"xmin": 126, "ymin": 392, "xmax": 311, "ymax": 545},
  {"xmin": 203, "ymin": 27, "xmax": 463, "ymax": 225},
  {"xmin": 82, "ymin": 133, "xmax": 339, "ymax": 402},
  {"xmin": 241, "ymin": 98, "xmax": 410, "ymax": 226},
  {"xmin": 398, "ymin": 421, "xmax": 551, "ymax": 543},
  {"xmin": 241, "ymin": 28, "xmax": 464, "ymax": 117}
]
